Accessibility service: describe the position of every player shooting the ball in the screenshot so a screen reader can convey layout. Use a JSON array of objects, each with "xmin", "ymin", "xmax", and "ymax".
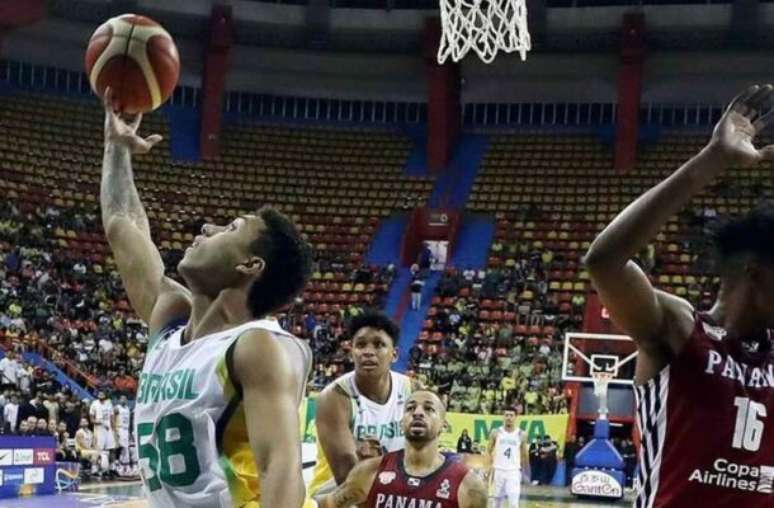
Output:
[{"xmin": 100, "ymin": 87, "xmax": 316, "ymax": 508}]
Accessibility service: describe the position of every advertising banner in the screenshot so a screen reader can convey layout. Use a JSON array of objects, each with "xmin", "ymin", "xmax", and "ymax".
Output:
[
  {"xmin": 0, "ymin": 436, "xmax": 57, "ymax": 499},
  {"xmin": 300, "ymin": 397, "xmax": 569, "ymax": 452}
]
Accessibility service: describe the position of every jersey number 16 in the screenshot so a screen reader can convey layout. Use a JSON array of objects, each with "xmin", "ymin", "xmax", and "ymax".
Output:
[{"xmin": 732, "ymin": 397, "xmax": 767, "ymax": 453}]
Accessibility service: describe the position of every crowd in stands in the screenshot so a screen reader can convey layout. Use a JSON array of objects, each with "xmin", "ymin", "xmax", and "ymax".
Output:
[
  {"xmin": 0, "ymin": 200, "xmax": 144, "ymax": 394},
  {"xmin": 2, "ymin": 190, "xmax": 725, "ymax": 421},
  {"xmin": 408, "ymin": 239, "xmax": 579, "ymax": 415},
  {"xmin": 0, "ymin": 350, "xmax": 117, "ymax": 477},
  {"xmin": 0, "ymin": 198, "xmax": 397, "ymax": 398},
  {"xmin": 278, "ymin": 269, "xmax": 395, "ymax": 392},
  {"xmin": 0, "ymin": 195, "xmax": 575, "ymax": 417}
]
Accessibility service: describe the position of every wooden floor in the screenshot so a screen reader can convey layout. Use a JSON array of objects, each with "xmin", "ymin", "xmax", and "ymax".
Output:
[{"xmin": 1, "ymin": 482, "xmax": 633, "ymax": 507}]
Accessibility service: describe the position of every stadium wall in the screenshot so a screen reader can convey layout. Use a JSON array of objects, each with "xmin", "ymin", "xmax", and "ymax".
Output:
[{"xmin": 4, "ymin": 17, "xmax": 774, "ymax": 107}]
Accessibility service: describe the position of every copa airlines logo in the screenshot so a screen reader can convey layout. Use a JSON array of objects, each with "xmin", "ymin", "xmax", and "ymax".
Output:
[{"xmin": 689, "ymin": 458, "xmax": 774, "ymax": 494}]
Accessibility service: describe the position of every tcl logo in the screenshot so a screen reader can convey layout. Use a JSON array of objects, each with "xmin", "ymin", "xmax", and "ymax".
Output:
[{"xmin": 34, "ymin": 450, "xmax": 52, "ymax": 465}]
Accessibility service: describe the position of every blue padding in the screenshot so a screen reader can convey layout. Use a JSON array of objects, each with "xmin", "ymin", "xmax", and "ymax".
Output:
[
  {"xmin": 594, "ymin": 418, "xmax": 610, "ymax": 439},
  {"xmin": 574, "ymin": 438, "xmax": 624, "ymax": 470}
]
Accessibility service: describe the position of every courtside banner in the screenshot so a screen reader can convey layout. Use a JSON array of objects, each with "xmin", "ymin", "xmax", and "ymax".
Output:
[
  {"xmin": 439, "ymin": 413, "xmax": 569, "ymax": 452},
  {"xmin": 0, "ymin": 436, "xmax": 56, "ymax": 499},
  {"xmin": 300, "ymin": 397, "xmax": 568, "ymax": 452}
]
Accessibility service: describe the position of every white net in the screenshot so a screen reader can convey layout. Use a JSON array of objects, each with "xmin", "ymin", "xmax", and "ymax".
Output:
[{"xmin": 438, "ymin": 0, "xmax": 531, "ymax": 64}]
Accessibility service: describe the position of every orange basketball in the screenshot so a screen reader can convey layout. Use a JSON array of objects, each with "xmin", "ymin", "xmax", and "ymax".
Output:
[{"xmin": 85, "ymin": 14, "xmax": 180, "ymax": 114}]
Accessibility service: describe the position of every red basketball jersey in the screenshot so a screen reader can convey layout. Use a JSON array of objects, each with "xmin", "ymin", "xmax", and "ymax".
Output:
[
  {"xmin": 365, "ymin": 451, "xmax": 470, "ymax": 508},
  {"xmin": 635, "ymin": 312, "xmax": 774, "ymax": 507}
]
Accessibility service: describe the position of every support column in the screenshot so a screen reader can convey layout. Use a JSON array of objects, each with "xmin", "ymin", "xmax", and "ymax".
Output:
[
  {"xmin": 200, "ymin": 4, "xmax": 233, "ymax": 160},
  {"xmin": 306, "ymin": 0, "xmax": 330, "ymax": 48},
  {"xmin": 423, "ymin": 19, "xmax": 460, "ymax": 173},
  {"xmin": 0, "ymin": 0, "xmax": 45, "ymax": 52},
  {"xmin": 0, "ymin": 0, "xmax": 45, "ymax": 25},
  {"xmin": 526, "ymin": 0, "xmax": 547, "ymax": 48},
  {"xmin": 614, "ymin": 13, "xmax": 645, "ymax": 173}
]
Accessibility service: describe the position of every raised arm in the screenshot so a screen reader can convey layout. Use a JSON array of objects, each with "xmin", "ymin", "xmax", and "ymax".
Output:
[
  {"xmin": 100, "ymin": 89, "xmax": 190, "ymax": 333},
  {"xmin": 315, "ymin": 384, "xmax": 360, "ymax": 485},
  {"xmin": 315, "ymin": 457, "xmax": 380, "ymax": 508},
  {"xmin": 584, "ymin": 85, "xmax": 774, "ymax": 380},
  {"xmin": 232, "ymin": 329, "xmax": 306, "ymax": 508},
  {"xmin": 458, "ymin": 470, "xmax": 488, "ymax": 508}
]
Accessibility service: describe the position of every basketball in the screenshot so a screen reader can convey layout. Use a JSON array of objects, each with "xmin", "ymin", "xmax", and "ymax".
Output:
[{"xmin": 85, "ymin": 14, "xmax": 179, "ymax": 114}]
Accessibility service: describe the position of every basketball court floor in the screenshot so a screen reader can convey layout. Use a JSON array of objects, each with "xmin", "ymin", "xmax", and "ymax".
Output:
[{"xmin": 0, "ymin": 482, "xmax": 633, "ymax": 507}]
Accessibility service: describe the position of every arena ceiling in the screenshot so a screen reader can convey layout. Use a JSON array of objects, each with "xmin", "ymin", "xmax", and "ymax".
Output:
[{"xmin": 43, "ymin": 0, "xmax": 774, "ymax": 53}]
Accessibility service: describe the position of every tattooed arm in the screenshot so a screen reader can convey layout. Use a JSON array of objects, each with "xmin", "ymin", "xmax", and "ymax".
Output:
[
  {"xmin": 315, "ymin": 457, "xmax": 381, "ymax": 508},
  {"xmin": 100, "ymin": 88, "xmax": 190, "ymax": 335}
]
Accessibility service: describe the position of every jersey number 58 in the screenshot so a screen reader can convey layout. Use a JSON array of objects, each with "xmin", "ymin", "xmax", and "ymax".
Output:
[{"xmin": 138, "ymin": 412, "xmax": 201, "ymax": 491}]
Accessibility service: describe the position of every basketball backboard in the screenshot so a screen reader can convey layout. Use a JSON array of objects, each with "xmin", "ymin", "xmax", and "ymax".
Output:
[{"xmin": 562, "ymin": 333, "xmax": 638, "ymax": 386}]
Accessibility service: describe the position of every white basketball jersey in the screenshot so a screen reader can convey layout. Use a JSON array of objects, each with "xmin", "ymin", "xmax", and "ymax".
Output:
[
  {"xmin": 134, "ymin": 319, "xmax": 311, "ymax": 508},
  {"xmin": 116, "ymin": 405, "xmax": 131, "ymax": 431},
  {"xmin": 308, "ymin": 370, "xmax": 413, "ymax": 495},
  {"xmin": 90, "ymin": 400, "xmax": 113, "ymax": 428},
  {"xmin": 343, "ymin": 370, "xmax": 412, "ymax": 452},
  {"xmin": 493, "ymin": 427, "xmax": 525, "ymax": 471}
]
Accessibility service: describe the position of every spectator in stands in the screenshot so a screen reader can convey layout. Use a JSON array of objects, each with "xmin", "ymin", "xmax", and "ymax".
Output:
[
  {"xmin": 304, "ymin": 313, "xmax": 317, "ymax": 337},
  {"xmin": 529, "ymin": 437, "xmax": 541, "ymax": 485},
  {"xmin": 2, "ymin": 393, "xmax": 18, "ymax": 433},
  {"xmin": 18, "ymin": 393, "xmax": 39, "ymax": 424},
  {"xmin": 410, "ymin": 276, "xmax": 424, "ymax": 311},
  {"xmin": 0, "ymin": 352, "xmax": 19, "ymax": 390},
  {"xmin": 43, "ymin": 393, "xmax": 59, "ymax": 423},
  {"xmin": 16, "ymin": 362, "xmax": 32, "ymax": 395},
  {"xmin": 55, "ymin": 421, "xmax": 78, "ymax": 462},
  {"xmin": 61, "ymin": 400, "xmax": 80, "ymax": 438},
  {"xmin": 17, "ymin": 419, "xmax": 30, "ymax": 436},
  {"xmin": 621, "ymin": 438, "xmax": 637, "ymax": 487},
  {"xmin": 539, "ymin": 435, "xmax": 558, "ymax": 485},
  {"xmin": 563, "ymin": 435, "xmax": 581, "ymax": 486},
  {"xmin": 34, "ymin": 417, "xmax": 49, "ymax": 436},
  {"xmin": 457, "ymin": 429, "xmax": 473, "ymax": 454},
  {"xmin": 571, "ymin": 293, "xmax": 586, "ymax": 314},
  {"xmin": 113, "ymin": 368, "xmax": 137, "ymax": 396}
]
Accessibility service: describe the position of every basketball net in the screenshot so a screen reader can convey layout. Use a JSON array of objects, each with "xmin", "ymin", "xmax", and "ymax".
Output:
[
  {"xmin": 592, "ymin": 371, "xmax": 613, "ymax": 420},
  {"xmin": 438, "ymin": 0, "xmax": 531, "ymax": 64}
]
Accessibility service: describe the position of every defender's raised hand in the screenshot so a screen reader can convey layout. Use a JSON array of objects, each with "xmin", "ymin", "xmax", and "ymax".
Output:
[
  {"xmin": 103, "ymin": 87, "xmax": 162, "ymax": 154},
  {"xmin": 709, "ymin": 84, "xmax": 774, "ymax": 167}
]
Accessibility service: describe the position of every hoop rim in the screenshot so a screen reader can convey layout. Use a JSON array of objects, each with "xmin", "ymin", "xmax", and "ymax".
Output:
[{"xmin": 591, "ymin": 371, "xmax": 615, "ymax": 384}]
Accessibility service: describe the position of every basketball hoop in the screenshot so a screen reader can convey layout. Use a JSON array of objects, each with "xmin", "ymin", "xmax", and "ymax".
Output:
[
  {"xmin": 438, "ymin": 0, "xmax": 531, "ymax": 64},
  {"xmin": 592, "ymin": 371, "xmax": 614, "ymax": 420}
]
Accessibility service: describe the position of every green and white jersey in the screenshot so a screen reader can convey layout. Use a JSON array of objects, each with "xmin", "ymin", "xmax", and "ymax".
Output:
[
  {"xmin": 308, "ymin": 370, "xmax": 412, "ymax": 495},
  {"xmin": 134, "ymin": 318, "xmax": 312, "ymax": 508},
  {"xmin": 342, "ymin": 370, "xmax": 412, "ymax": 447},
  {"xmin": 492, "ymin": 427, "xmax": 526, "ymax": 471}
]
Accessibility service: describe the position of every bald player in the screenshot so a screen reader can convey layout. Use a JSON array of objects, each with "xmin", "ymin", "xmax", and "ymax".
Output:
[{"xmin": 316, "ymin": 390, "xmax": 487, "ymax": 508}]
